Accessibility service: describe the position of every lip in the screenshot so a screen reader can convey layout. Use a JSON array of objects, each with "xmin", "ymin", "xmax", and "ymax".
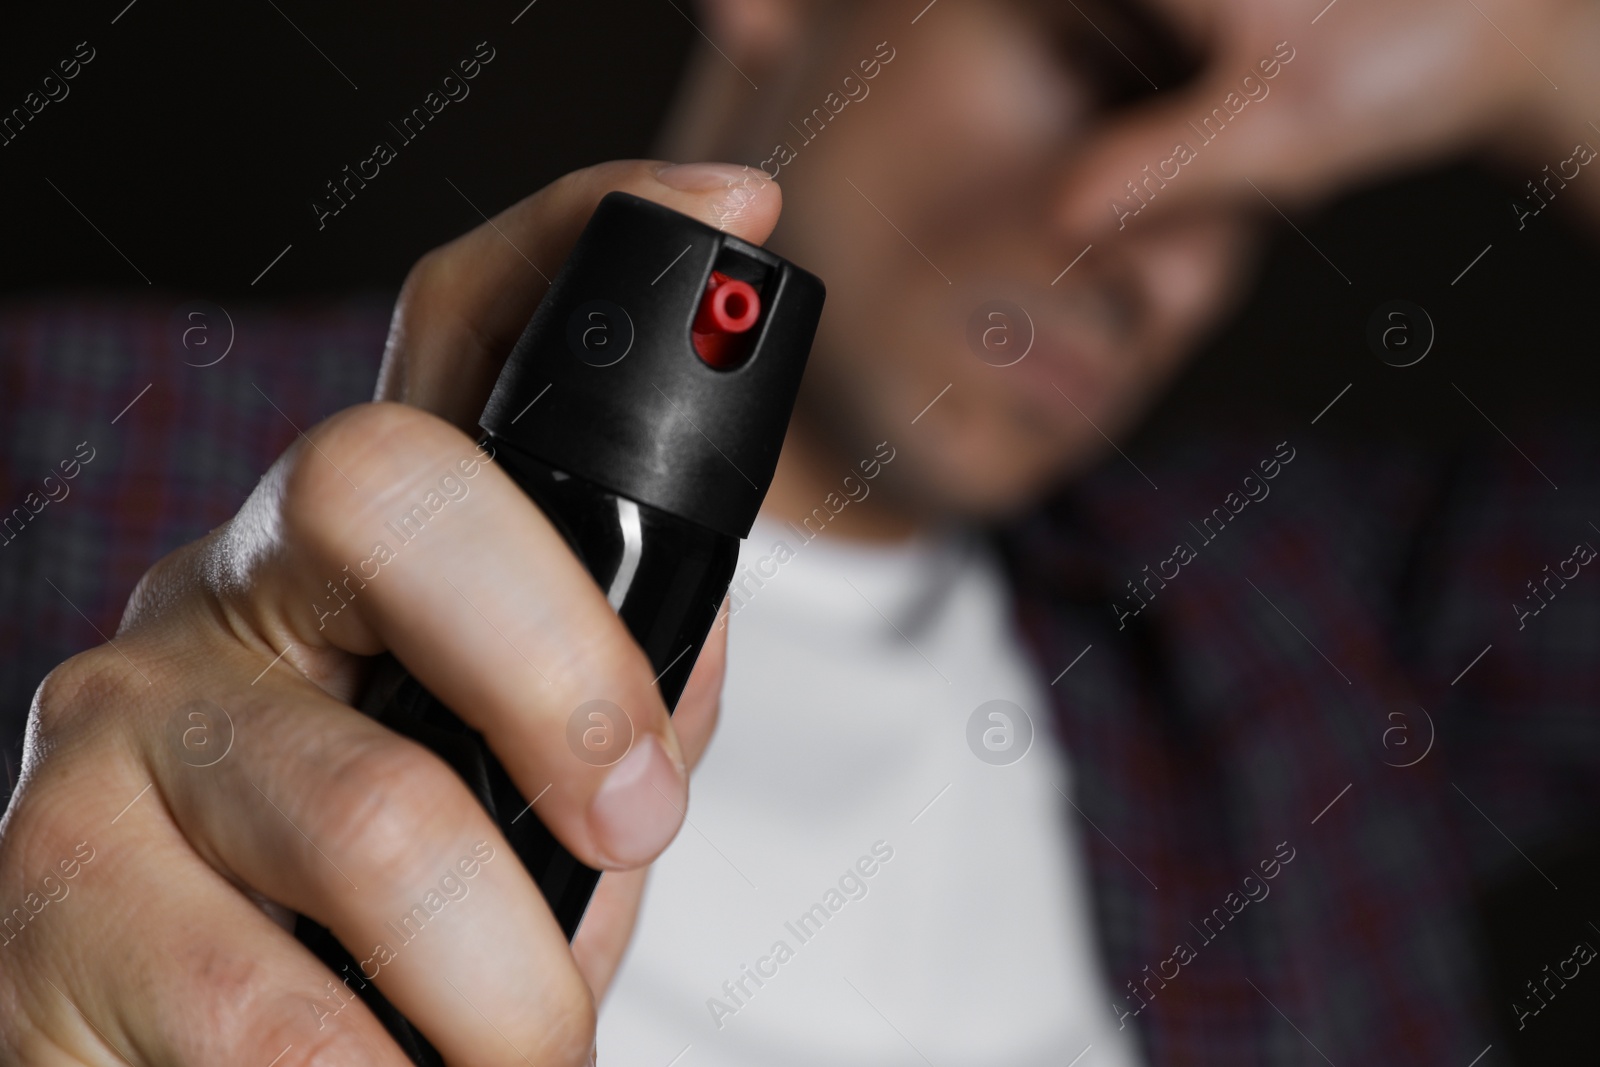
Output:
[
  {"xmin": 983, "ymin": 306, "xmax": 1113, "ymax": 422},
  {"xmin": 1025, "ymin": 342, "xmax": 1107, "ymax": 423},
  {"xmin": 952, "ymin": 271, "xmax": 1130, "ymax": 427}
]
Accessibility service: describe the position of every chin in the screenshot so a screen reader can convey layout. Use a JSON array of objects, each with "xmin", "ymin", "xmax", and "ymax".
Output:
[
  {"xmin": 887, "ymin": 415, "xmax": 1094, "ymax": 524},
  {"xmin": 796, "ymin": 320, "xmax": 1136, "ymax": 525}
]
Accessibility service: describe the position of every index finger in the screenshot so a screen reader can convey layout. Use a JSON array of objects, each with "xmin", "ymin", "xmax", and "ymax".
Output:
[{"xmin": 377, "ymin": 159, "xmax": 783, "ymax": 429}]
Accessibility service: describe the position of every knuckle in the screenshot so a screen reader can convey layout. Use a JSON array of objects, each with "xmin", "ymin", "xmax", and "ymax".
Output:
[
  {"xmin": 168, "ymin": 943, "xmax": 381, "ymax": 1066},
  {"xmin": 307, "ymin": 734, "xmax": 481, "ymax": 896},
  {"xmin": 122, "ymin": 535, "xmax": 209, "ymax": 629},
  {"xmin": 263, "ymin": 1023, "xmax": 382, "ymax": 1067},
  {"xmin": 401, "ymin": 245, "xmax": 452, "ymax": 305},
  {"xmin": 0, "ymin": 746, "xmax": 105, "ymax": 919},
  {"xmin": 285, "ymin": 402, "xmax": 424, "ymax": 495},
  {"xmin": 181, "ymin": 938, "xmax": 279, "ymax": 1025},
  {"xmin": 28, "ymin": 645, "xmax": 133, "ymax": 745},
  {"xmin": 554, "ymin": 636, "xmax": 659, "ymax": 727},
  {"xmin": 396, "ymin": 243, "xmax": 482, "ymax": 343},
  {"xmin": 279, "ymin": 403, "xmax": 466, "ymax": 553},
  {"xmin": 543, "ymin": 165, "xmax": 592, "ymax": 207},
  {"xmin": 170, "ymin": 945, "xmax": 294, "ymax": 1050}
]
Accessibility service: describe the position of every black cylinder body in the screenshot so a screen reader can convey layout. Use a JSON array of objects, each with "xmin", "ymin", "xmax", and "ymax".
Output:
[
  {"xmin": 293, "ymin": 192, "xmax": 824, "ymax": 1064},
  {"xmin": 295, "ymin": 439, "xmax": 739, "ymax": 1065}
]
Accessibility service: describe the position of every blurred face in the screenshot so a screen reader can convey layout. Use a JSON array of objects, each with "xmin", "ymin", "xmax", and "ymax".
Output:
[{"xmin": 687, "ymin": 0, "xmax": 1261, "ymax": 521}]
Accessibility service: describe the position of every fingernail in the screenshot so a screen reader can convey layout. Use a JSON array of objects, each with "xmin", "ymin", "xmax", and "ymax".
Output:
[
  {"xmin": 655, "ymin": 161, "xmax": 758, "ymax": 192},
  {"xmin": 590, "ymin": 734, "xmax": 686, "ymax": 867}
]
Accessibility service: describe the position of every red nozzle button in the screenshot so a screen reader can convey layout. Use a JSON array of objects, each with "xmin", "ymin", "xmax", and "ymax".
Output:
[{"xmin": 693, "ymin": 271, "xmax": 761, "ymax": 367}]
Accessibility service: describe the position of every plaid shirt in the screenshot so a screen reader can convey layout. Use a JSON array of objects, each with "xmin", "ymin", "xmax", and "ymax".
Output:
[{"xmin": 3, "ymin": 296, "xmax": 1596, "ymax": 1063}]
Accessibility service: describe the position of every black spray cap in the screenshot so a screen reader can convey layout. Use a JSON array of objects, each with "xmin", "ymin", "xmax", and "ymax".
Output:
[{"xmin": 480, "ymin": 191, "xmax": 826, "ymax": 539}]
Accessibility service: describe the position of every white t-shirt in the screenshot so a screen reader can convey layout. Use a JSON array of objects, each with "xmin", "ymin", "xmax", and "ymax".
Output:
[{"xmin": 599, "ymin": 517, "xmax": 1141, "ymax": 1067}]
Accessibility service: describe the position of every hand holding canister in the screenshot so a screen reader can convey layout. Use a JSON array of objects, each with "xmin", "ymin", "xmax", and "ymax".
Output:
[{"xmin": 296, "ymin": 191, "xmax": 825, "ymax": 1064}]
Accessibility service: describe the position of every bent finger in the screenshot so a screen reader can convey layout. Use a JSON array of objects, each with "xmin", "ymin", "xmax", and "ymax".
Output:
[
  {"xmin": 217, "ymin": 400, "xmax": 686, "ymax": 872},
  {"xmin": 143, "ymin": 676, "xmax": 597, "ymax": 1067}
]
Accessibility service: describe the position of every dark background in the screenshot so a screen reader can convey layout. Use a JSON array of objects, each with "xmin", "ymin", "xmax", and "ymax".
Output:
[
  {"xmin": 0, "ymin": 1, "xmax": 693, "ymax": 295},
  {"xmin": 2, "ymin": 1, "xmax": 1596, "ymax": 446},
  {"xmin": 4, "ymin": 0, "xmax": 1599, "ymax": 1061}
]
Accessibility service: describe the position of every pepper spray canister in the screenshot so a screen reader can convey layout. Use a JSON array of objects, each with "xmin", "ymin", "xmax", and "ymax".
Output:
[{"xmin": 294, "ymin": 191, "xmax": 825, "ymax": 1064}]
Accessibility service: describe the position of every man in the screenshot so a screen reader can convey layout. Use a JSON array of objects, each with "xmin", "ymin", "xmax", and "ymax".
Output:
[
  {"xmin": 602, "ymin": 4, "xmax": 1600, "ymax": 1064},
  {"xmin": 2, "ymin": 1, "xmax": 1598, "ymax": 1065}
]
